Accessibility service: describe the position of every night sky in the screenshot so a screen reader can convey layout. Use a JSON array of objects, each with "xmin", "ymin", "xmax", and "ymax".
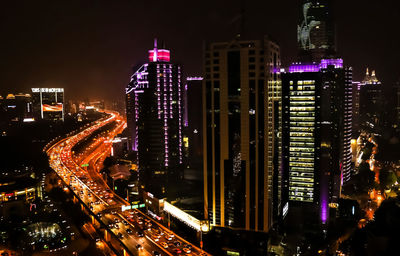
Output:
[{"xmin": 1, "ymin": 0, "xmax": 399, "ymax": 102}]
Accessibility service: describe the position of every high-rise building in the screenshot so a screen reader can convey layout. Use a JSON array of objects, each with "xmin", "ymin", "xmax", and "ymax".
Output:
[
  {"xmin": 185, "ymin": 77, "xmax": 204, "ymax": 172},
  {"xmin": 298, "ymin": 0, "xmax": 336, "ymax": 62},
  {"xmin": 281, "ymin": 59, "xmax": 352, "ymax": 225},
  {"xmin": 31, "ymin": 88, "xmax": 64, "ymax": 121},
  {"xmin": 125, "ymin": 40, "xmax": 184, "ymax": 198},
  {"xmin": 359, "ymin": 68, "xmax": 383, "ymax": 128},
  {"xmin": 203, "ymin": 36, "xmax": 282, "ymax": 231}
]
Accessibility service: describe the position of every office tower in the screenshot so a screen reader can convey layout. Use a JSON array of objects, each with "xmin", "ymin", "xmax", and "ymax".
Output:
[
  {"xmin": 203, "ymin": 36, "xmax": 281, "ymax": 231},
  {"xmin": 298, "ymin": 0, "xmax": 336, "ymax": 62},
  {"xmin": 281, "ymin": 59, "xmax": 352, "ymax": 225},
  {"xmin": 359, "ymin": 68, "xmax": 383, "ymax": 128},
  {"xmin": 125, "ymin": 40, "xmax": 183, "ymax": 198},
  {"xmin": 31, "ymin": 88, "xmax": 64, "ymax": 121}
]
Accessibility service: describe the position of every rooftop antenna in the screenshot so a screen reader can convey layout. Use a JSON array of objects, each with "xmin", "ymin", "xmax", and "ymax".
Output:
[{"xmin": 153, "ymin": 38, "xmax": 158, "ymax": 62}]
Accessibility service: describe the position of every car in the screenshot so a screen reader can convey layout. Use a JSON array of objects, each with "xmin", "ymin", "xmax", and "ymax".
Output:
[
  {"xmin": 151, "ymin": 235, "xmax": 159, "ymax": 242},
  {"xmin": 122, "ymin": 220, "xmax": 129, "ymax": 226},
  {"xmin": 183, "ymin": 244, "xmax": 192, "ymax": 250},
  {"xmin": 173, "ymin": 241, "xmax": 181, "ymax": 247},
  {"xmin": 114, "ymin": 218, "xmax": 120, "ymax": 223},
  {"xmin": 93, "ymin": 233, "xmax": 101, "ymax": 242},
  {"xmin": 182, "ymin": 247, "xmax": 191, "ymax": 253},
  {"xmin": 160, "ymin": 242, "xmax": 168, "ymax": 248},
  {"xmin": 126, "ymin": 228, "xmax": 132, "ymax": 234},
  {"xmin": 153, "ymin": 251, "xmax": 161, "ymax": 256},
  {"xmin": 137, "ymin": 231, "xmax": 144, "ymax": 237},
  {"xmin": 165, "ymin": 235, "xmax": 173, "ymax": 240},
  {"xmin": 96, "ymin": 213, "xmax": 102, "ymax": 218},
  {"xmin": 136, "ymin": 244, "xmax": 143, "ymax": 250},
  {"xmin": 172, "ymin": 248, "xmax": 182, "ymax": 254},
  {"xmin": 117, "ymin": 233, "xmax": 123, "ymax": 239},
  {"xmin": 107, "ymin": 223, "xmax": 114, "ymax": 229}
]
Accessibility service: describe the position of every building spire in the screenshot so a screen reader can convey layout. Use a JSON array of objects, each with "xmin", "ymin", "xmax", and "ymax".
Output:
[{"xmin": 366, "ymin": 68, "xmax": 369, "ymax": 76}]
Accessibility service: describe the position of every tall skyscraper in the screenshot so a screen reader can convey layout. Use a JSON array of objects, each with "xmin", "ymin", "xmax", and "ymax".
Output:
[
  {"xmin": 281, "ymin": 59, "xmax": 352, "ymax": 225},
  {"xmin": 359, "ymin": 68, "xmax": 383, "ymax": 128},
  {"xmin": 125, "ymin": 40, "xmax": 184, "ymax": 198},
  {"xmin": 203, "ymin": 36, "xmax": 281, "ymax": 231},
  {"xmin": 298, "ymin": 0, "xmax": 336, "ymax": 62},
  {"xmin": 31, "ymin": 88, "xmax": 64, "ymax": 121}
]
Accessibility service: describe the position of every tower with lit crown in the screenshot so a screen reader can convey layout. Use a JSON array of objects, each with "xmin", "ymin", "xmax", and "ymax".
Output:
[{"xmin": 126, "ymin": 39, "xmax": 184, "ymax": 198}]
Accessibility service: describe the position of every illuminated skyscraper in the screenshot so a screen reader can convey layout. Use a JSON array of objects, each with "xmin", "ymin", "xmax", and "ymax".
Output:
[
  {"xmin": 281, "ymin": 59, "xmax": 352, "ymax": 225},
  {"xmin": 298, "ymin": 0, "xmax": 336, "ymax": 62},
  {"xmin": 203, "ymin": 36, "xmax": 282, "ymax": 231},
  {"xmin": 125, "ymin": 40, "xmax": 184, "ymax": 198}
]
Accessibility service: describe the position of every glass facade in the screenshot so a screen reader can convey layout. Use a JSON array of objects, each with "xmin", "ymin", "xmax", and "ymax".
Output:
[{"xmin": 288, "ymin": 80, "xmax": 316, "ymax": 202}]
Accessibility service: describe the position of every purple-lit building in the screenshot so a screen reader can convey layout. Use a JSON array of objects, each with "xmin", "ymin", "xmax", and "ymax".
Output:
[
  {"xmin": 281, "ymin": 59, "xmax": 352, "ymax": 225},
  {"xmin": 125, "ymin": 40, "xmax": 184, "ymax": 198}
]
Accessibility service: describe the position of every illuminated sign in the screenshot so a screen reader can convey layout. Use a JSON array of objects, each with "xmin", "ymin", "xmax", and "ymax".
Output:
[
  {"xmin": 163, "ymin": 201, "xmax": 209, "ymax": 232},
  {"xmin": 148, "ymin": 49, "xmax": 170, "ymax": 62},
  {"xmin": 42, "ymin": 104, "xmax": 63, "ymax": 112},
  {"xmin": 23, "ymin": 118, "xmax": 35, "ymax": 122},
  {"xmin": 187, "ymin": 77, "xmax": 203, "ymax": 81},
  {"xmin": 121, "ymin": 203, "xmax": 145, "ymax": 211},
  {"xmin": 31, "ymin": 88, "xmax": 64, "ymax": 93}
]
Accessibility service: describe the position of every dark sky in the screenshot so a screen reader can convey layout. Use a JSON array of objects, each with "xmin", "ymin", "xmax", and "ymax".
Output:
[{"xmin": 0, "ymin": 0, "xmax": 399, "ymax": 102}]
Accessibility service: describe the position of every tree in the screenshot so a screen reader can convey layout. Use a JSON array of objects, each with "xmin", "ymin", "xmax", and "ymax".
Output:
[
  {"xmin": 352, "ymin": 162, "xmax": 376, "ymax": 195},
  {"xmin": 379, "ymin": 169, "xmax": 397, "ymax": 190}
]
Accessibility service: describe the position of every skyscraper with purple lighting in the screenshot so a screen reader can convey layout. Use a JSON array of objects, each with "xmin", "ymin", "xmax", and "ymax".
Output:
[
  {"xmin": 281, "ymin": 59, "xmax": 352, "ymax": 225},
  {"xmin": 125, "ymin": 40, "xmax": 184, "ymax": 198}
]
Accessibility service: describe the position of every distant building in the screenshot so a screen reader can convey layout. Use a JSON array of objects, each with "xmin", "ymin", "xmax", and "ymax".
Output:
[
  {"xmin": 31, "ymin": 88, "xmax": 64, "ymax": 121},
  {"xmin": 359, "ymin": 68, "xmax": 384, "ymax": 128},
  {"xmin": 281, "ymin": 59, "xmax": 352, "ymax": 225},
  {"xmin": 298, "ymin": 0, "xmax": 336, "ymax": 62},
  {"xmin": 125, "ymin": 40, "xmax": 184, "ymax": 198},
  {"xmin": 202, "ymin": 36, "xmax": 282, "ymax": 232},
  {"xmin": 0, "ymin": 93, "xmax": 33, "ymax": 123}
]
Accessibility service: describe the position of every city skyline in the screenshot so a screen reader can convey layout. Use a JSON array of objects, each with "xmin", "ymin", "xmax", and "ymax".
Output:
[
  {"xmin": 1, "ymin": 1, "xmax": 400, "ymax": 255},
  {"xmin": 0, "ymin": 0, "xmax": 399, "ymax": 101}
]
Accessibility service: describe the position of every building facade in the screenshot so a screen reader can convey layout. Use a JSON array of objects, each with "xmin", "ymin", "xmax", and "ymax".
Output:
[
  {"xmin": 203, "ymin": 36, "xmax": 282, "ymax": 231},
  {"xmin": 125, "ymin": 40, "xmax": 184, "ymax": 198},
  {"xmin": 31, "ymin": 88, "xmax": 64, "ymax": 121},
  {"xmin": 281, "ymin": 59, "xmax": 352, "ymax": 225}
]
